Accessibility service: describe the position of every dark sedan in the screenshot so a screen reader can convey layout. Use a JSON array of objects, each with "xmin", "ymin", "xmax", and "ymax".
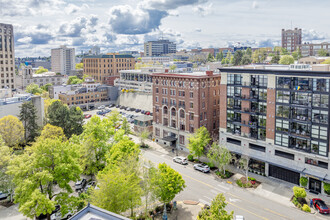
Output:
[{"xmin": 313, "ymin": 198, "xmax": 330, "ymax": 214}]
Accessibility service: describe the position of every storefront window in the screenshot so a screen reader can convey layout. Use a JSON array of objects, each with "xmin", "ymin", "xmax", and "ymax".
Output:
[{"xmin": 249, "ymin": 159, "xmax": 265, "ymax": 174}]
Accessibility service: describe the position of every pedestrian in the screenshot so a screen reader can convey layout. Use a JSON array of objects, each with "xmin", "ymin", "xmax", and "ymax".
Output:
[
  {"xmin": 172, "ymin": 148, "xmax": 174, "ymax": 153},
  {"xmin": 310, "ymin": 199, "xmax": 313, "ymax": 208}
]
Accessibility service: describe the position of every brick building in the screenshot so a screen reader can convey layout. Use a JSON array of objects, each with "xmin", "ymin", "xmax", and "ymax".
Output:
[
  {"xmin": 152, "ymin": 70, "xmax": 221, "ymax": 151},
  {"xmin": 281, "ymin": 28, "xmax": 302, "ymax": 53},
  {"xmin": 219, "ymin": 67, "xmax": 330, "ymax": 194},
  {"xmin": 83, "ymin": 53, "xmax": 135, "ymax": 85}
]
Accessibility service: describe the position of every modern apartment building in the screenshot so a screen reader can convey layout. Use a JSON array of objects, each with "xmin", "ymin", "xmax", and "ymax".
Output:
[
  {"xmin": 219, "ymin": 67, "xmax": 330, "ymax": 194},
  {"xmin": 298, "ymin": 42, "xmax": 330, "ymax": 57},
  {"xmin": 281, "ymin": 28, "xmax": 302, "ymax": 53},
  {"xmin": 51, "ymin": 45, "xmax": 75, "ymax": 75},
  {"xmin": 83, "ymin": 53, "xmax": 135, "ymax": 84},
  {"xmin": 0, "ymin": 23, "xmax": 15, "ymax": 89},
  {"xmin": 144, "ymin": 40, "xmax": 176, "ymax": 57},
  {"xmin": 152, "ymin": 70, "xmax": 221, "ymax": 151}
]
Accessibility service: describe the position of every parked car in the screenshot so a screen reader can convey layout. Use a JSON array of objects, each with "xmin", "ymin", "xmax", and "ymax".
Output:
[
  {"xmin": 84, "ymin": 114, "xmax": 92, "ymax": 119},
  {"xmin": 37, "ymin": 205, "xmax": 60, "ymax": 220},
  {"xmin": 135, "ymin": 109, "xmax": 141, "ymax": 113},
  {"xmin": 120, "ymin": 106, "xmax": 126, "ymax": 109},
  {"xmin": 98, "ymin": 105, "xmax": 105, "ymax": 110},
  {"xmin": 96, "ymin": 111, "xmax": 104, "ymax": 115},
  {"xmin": 194, "ymin": 163, "xmax": 210, "ymax": 173},
  {"xmin": 75, "ymin": 179, "xmax": 87, "ymax": 192},
  {"xmin": 0, "ymin": 191, "xmax": 8, "ymax": 200},
  {"xmin": 50, "ymin": 210, "xmax": 73, "ymax": 220},
  {"xmin": 130, "ymin": 108, "xmax": 136, "ymax": 111},
  {"xmin": 150, "ymin": 112, "xmax": 153, "ymax": 116},
  {"xmin": 116, "ymin": 104, "xmax": 120, "ymax": 108},
  {"xmin": 235, "ymin": 215, "xmax": 245, "ymax": 220},
  {"xmin": 126, "ymin": 107, "xmax": 131, "ymax": 111},
  {"xmin": 145, "ymin": 111, "xmax": 150, "ymax": 115},
  {"xmin": 141, "ymin": 110, "xmax": 145, "ymax": 114},
  {"xmin": 173, "ymin": 156, "xmax": 188, "ymax": 165},
  {"xmin": 313, "ymin": 198, "xmax": 330, "ymax": 214},
  {"xmin": 109, "ymin": 103, "xmax": 115, "ymax": 108},
  {"xmin": 85, "ymin": 181, "xmax": 96, "ymax": 192}
]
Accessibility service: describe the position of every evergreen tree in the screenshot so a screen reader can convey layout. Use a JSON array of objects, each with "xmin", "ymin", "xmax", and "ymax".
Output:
[
  {"xmin": 216, "ymin": 51, "xmax": 224, "ymax": 61},
  {"xmin": 19, "ymin": 101, "xmax": 40, "ymax": 143}
]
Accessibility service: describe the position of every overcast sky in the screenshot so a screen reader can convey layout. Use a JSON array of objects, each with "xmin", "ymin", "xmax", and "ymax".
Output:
[{"xmin": 1, "ymin": 0, "xmax": 330, "ymax": 57}]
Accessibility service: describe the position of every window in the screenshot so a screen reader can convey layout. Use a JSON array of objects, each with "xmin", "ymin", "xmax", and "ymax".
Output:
[
  {"xmin": 189, "ymin": 113, "xmax": 194, "ymax": 120},
  {"xmin": 156, "ymin": 87, "xmax": 159, "ymax": 93},
  {"xmin": 276, "ymin": 105, "xmax": 290, "ymax": 118},
  {"xmin": 277, "ymin": 77, "xmax": 291, "ymax": 89},
  {"xmin": 155, "ymin": 96, "xmax": 158, "ymax": 103},
  {"xmin": 190, "ymin": 102, "xmax": 193, "ymax": 108},
  {"xmin": 227, "ymin": 138, "xmax": 241, "ymax": 146},
  {"xmin": 305, "ymin": 157, "xmax": 328, "ymax": 169},
  {"xmin": 276, "ymin": 91, "xmax": 290, "ymax": 103},
  {"xmin": 275, "ymin": 133, "xmax": 289, "ymax": 147},
  {"xmin": 202, "ymin": 102, "xmax": 205, "ymax": 108},
  {"xmin": 202, "ymin": 92, "xmax": 205, "ymax": 98},
  {"xmin": 313, "ymin": 79, "xmax": 329, "ymax": 92},
  {"xmin": 227, "ymin": 74, "xmax": 241, "ymax": 85},
  {"xmin": 155, "ymin": 128, "xmax": 160, "ymax": 136},
  {"xmin": 179, "ymin": 135, "xmax": 185, "ymax": 145},
  {"xmin": 190, "ymin": 92, "xmax": 193, "ymax": 98},
  {"xmin": 311, "ymin": 125, "xmax": 328, "ymax": 140},
  {"xmin": 249, "ymin": 143, "xmax": 266, "ymax": 152},
  {"xmin": 312, "ymin": 94, "xmax": 329, "ymax": 108},
  {"xmin": 163, "ymin": 118, "xmax": 168, "ymax": 126},
  {"xmin": 312, "ymin": 109, "xmax": 328, "ymax": 124},
  {"xmin": 275, "ymin": 150, "xmax": 294, "ymax": 160},
  {"xmin": 179, "ymin": 109, "xmax": 185, "ymax": 118},
  {"xmin": 163, "ymin": 106, "xmax": 168, "ymax": 114}
]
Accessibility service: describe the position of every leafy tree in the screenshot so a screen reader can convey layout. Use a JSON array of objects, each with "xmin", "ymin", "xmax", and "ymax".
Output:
[
  {"xmin": 79, "ymin": 116, "xmax": 114, "ymax": 177},
  {"xmin": 207, "ymin": 53, "xmax": 214, "ymax": 62},
  {"xmin": 280, "ymin": 48, "xmax": 289, "ymax": 55},
  {"xmin": 67, "ymin": 76, "xmax": 83, "ymax": 85},
  {"xmin": 39, "ymin": 124, "xmax": 66, "ymax": 141},
  {"xmin": 141, "ymin": 160, "xmax": 157, "ymax": 218},
  {"xmin": 0, "ymin": 136, "xmax": 14, "ymax": 202},
  {"xmin": 121, "ymin": 118, "xmax": 131, "ymax": 135},
  {"xmin": 138, "ymin": 129, "xmax": 150, "ymax": 147},
  {"xmin": 91, "ymin": 155, "xmax": 142, "ymax": 217},
  {"xmin": 0, "ymin": 115, "xmax": 24, "ymax": 147},
  {"xmin": 318, "ymin": 49, "xmax": 329, "ymax": 57},
  {"xmin": 188, "ymin": 126, "xmax": 211, "ymax": 160},
  {"xmin": 321, "ymin": 59, "xmax": 330, "ymax": 64},
  {"xmin": 47, "ymin": 101, "xmax": 83, "ymax": 138},
  {"xmin": 198, "ymin": 193, "xmax": 233, "ymax": 220},
  {"xmin": 207, "ymin": 143, "xmax": 232, "ymax": 174},
  {"xmin": 293, "ymin": 186, "xmax": 306, "ymax": 198},
  {"xmin": 35, "ymin": 66, "xmax": 48, "ymax": 74},
  {"xmin": 279, "ymin": 55, "xmax": 295, "ymax": 65},
  {"xmin": 240, "ymin": 54, "xmax": 252, "ymax": 65},
  {"xmin": 7, "ymin": 138, "xmax": 82, "ymax": 220},
  {"xmin": 152, "ymin": 163, "xmax": 186, "ymax": 208},
  {"xmin": 245, "ymin": 48, "xmax": 252, "ymax": 57},
  {"xmin": 41, "ymin": 83, "xmax": 52, "ymax": 92},
  {"xmin": 271, "ymin": 52, "xmax": 280, "ymax": 64},
  {"xmin": 26, "ymin": 83, "xmax": 43, "ymax": 94},
  {"xmin": 75, "ymin": 63, "xmax": 84, "ymax": 69},
  {"xmin": 107, "ymin": 109, "xmax": 122, "ymax": 128},
  {"xmin": 252, "ymin": 49, "xmax": 267, "ymax": 63},
  {"xmin": 221, "ymin": 58, "xmax": 230, "ymax": 65},
  {"xmin": 292, "ymin": 48, "xmax": 302, "ymax": 60},
  {"xmin": 232, "ymin": 50, "xmax": 243, "ymax": 66},
  {"xmin": 216, "ymin": 51, "xmax": 224, "ymax": 61},
  {"xmin": 225, "ymin": 52, "xmax": 232, "ymax": 64},
  {"xmin": 19, "ymin": 101, "xmax": 40, "ymax": 143}
]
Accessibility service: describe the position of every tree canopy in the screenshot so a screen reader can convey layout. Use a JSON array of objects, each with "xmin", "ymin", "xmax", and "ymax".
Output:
[
  {"xmin": 35, "ymin": 66, "xmax": 49, "ymax": 74},
  {"xmin": 321, "ymin": 58, "xmax": 330, "ymax": 64},
  {"xmin": 207, "ymin": 144, "xmax": 232, "ymax": 174},
  {"xmin": 0, "ymin": 115, "xmax": 24, "ymax": 147},
  {"xmin": 318, "ymin": 49, "xmax": 329, "ymax": 57},
  {"xmin": 67, "ymin": 76, "xmax": 83, "ymax": 85},
  {"xmin": 188, "ymin": 126, "xmax": 211, "ymax": 160},
  {"xmin": 26, "ymin": 83, "xmax": 43, "ymax": 95},
  {"xmin": 75, "ymin": 63, "xmax": 84, "ymax": 69},
  {"xmin": 198, "ymin": 194, "xmax": 233, "ymax": 220},
  {"xmin": 279, "ymin": 55, "xmax": 295, "ymax": 65},
  {"xmin": 19, "ymin": 101, "xmax": 40, "ymax": 143}
]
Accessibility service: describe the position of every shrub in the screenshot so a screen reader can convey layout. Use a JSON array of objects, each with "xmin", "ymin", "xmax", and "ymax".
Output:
[
  {"xmin": 248, "ymin": 177, "xmax": 256, "ymax": 181},
  {"xmin": 236, "ymin": 179, "xmax": 243, "ymax": 187},
  {"xmin": 245, "ymin": 182, "xmax": 252, "ymax": 188},
  {"xmin": 187, "ymin": 154, "xmax": 194, "ymax": 161},
  {"xmin": 293, "ymin": 186, "xmax": 306, "ymax": 199},
  {"xmin": 300, "ymin": 177, "xmax": 308, "ymax": 188},
  {"xmin": 302, "ymin": 204, "xmax": 311, "ymax": 213},
  {"xmin": 206, "ymin": 162, "xmax": 215, "ymax": 168},
  {"xmin": 324, "ymin": 182, "xmax": 330, "ymax": 195}
]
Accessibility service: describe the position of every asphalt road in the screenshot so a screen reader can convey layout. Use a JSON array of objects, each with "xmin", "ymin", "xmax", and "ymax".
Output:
[{"xmin": 141, "ymin": 149, "xmax": 329, "ymax": 220}]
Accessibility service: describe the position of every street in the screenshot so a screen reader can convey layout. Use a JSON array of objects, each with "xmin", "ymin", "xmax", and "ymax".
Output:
[{"xmin": 141, "ymin": 149, "xmax": 329, "ymax": 220}]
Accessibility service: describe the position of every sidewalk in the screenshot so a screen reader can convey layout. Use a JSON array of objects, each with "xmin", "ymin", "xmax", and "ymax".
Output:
[{"xmin": 134, "ymin": 135, "xmax": 330, "ymax": 209}]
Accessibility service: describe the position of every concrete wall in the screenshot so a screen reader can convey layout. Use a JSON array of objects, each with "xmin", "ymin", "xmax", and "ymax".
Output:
[{"xmin": 117, "ymin": 92, "xmax": 153, "ymax": 112}]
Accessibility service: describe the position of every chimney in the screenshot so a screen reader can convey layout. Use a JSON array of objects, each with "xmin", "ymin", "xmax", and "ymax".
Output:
[
  {"xmin": 206, "ymin": 70, "xmax": 213, "ymax": 76},
  {"xmin": 165, "ymin": 69, "xmax": 169, "ymax": 73}
]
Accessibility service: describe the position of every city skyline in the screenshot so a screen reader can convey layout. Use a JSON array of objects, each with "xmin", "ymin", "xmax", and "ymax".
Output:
[{"xmin": 1, "ymin": 0, "xmax": 330, "ymax": 57}]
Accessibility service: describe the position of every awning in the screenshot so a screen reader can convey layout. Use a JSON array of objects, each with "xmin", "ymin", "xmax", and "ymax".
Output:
[{"xmin": 162, "ymin": 136, "xmax": 177, "ymax": 142}]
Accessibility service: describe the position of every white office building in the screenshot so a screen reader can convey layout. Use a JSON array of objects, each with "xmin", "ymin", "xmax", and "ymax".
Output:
[{"xmin": 51, "ymin": 45, "xmax": 75, "ymax": 75}]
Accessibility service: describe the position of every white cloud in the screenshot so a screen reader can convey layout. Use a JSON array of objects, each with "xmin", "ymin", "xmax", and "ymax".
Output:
[
  {"xmin": 193, "ymin": 3, "xmax": 213, "ymax": 16},
  {"xmin": 252, "ymin": 1, "xmax": 259, "ymax": 9}
]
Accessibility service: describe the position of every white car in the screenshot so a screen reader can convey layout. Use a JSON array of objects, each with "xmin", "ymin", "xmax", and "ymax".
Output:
[
  {"xmin": 98, "ymin": 105, "xmax": 105, "ymax": 110},
  {"xmin": 235, "ymin": 215, "xmax": 244, "ymax": 220},
  {"xmin": 173, "ymin": 156, "xmax": 188, "ymax": 165},
  {"xmin": 193, "ymin": 163, "xmax": 210, "ymax": 173}
]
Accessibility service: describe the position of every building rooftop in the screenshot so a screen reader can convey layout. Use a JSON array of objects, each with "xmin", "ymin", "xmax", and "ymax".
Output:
[
  {"xmin": 135, "ymin": 115, "xmax": 153, "ymax": 122},
  {"xmin": 84, "ymin": 54, "xmax": 134, "ymax": 59},
  {"xmin": 151, "ymin": 71, "xmax": 221, "ymax": 78}
]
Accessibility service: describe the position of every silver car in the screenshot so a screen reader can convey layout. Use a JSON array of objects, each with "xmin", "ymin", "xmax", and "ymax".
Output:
[
  {"xmin": 194, "ymin": 163, "xmax": 210, "ymax": 173},
  {"xmin": 173, "ymin": 156, "xmax": 188, "ymax": 165}
]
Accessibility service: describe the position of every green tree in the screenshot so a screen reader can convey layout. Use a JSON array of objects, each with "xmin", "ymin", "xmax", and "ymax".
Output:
[
  {"xmin": 240, "ymin": 54, "xmax": 252, "ymax": 65},
  {"xmin": 293, "ymin": 186, "xmax": 306, "ymax": 199},
  {"xmin": 107, "ymin": 109, "xmax": 122, "ymax": 128},
  {"xmin": 232, "ymin": 50, "xmax": 243, "ymax": 66},
  {"xmin": 318, "ymin": 49, "xmax": 329, "ymax": 57},
  {"xmin": 7, "ymin": 138, "xmax": 82, "ymax": 220},
  {"xmin": 198, "ymin": 193, "xmax": 233, "ymax": 220},
  {"xmin": 271, "ymin": 52, "xmax": 280, "ymax": 64},
  {"xmin": 321, "ymin": 58, "xmax": 330, "ymax": 64},
  {"xmin": 75, "ymin": 63, "xmax": 84, "ymax": 69},
  {"xmin": 0, "ymin": 115, "xmax": 24, "ymax": 147},
  {"xmin": 79, "ymin": 116, "xmax": 114, "ymax": 177},
  {"xmin": 26, "ymin": 83, "xmax": 43, "ymax": 94},
  {"xmin": 225, "ymin": 52, "xmax": 232, "ymax": 64},
  {"xmin": 279, "ymin": 55, "xmax": 295, "ymax": 65},
  {"xmin": 252, "ymin": 49, "xmax": 267, "ymax": 63},
  {"xmin": 121, "ymin": 117, "xmax": 131, "ymax": 135},
  {"xmin": 67, "ymin": 76, "xmax": 83, "ymax": 85},
  {"xmin": 207, "ymin": 53, "xmax": 215, "ymax": 62},
  {"xmin": 47, "ymin": 101, "xmax": 83, "ymax": 138},
  {"xmin": 39, "ymin": 124, "xmax": 66, "ymax": 141},
  {"xmin": 41, "ymin": 83, "xmax": 52, "ymax": 92},
  {"xmin": 245, "ymin": 48, "xmax": 252, "ymax": 57},
  {"xmin": 238, "ymin": 155, "xmax": 249, "ymax": 179},
  {"xmin": 152, "ymin": 163, "xmax": 186, "ymax": 211},
  {"xmin": 138, "ymin": 129, "xmax": 150, "ymax": 147},
  {"xmin": 292, "ymin": 48, "xmax": 302, "ymax": 60},
  {"xmin": 35, "ymin": 66, "xmax": 48, "ymax": 74},
  {"xmin": 280, "ymin": 48, "xmax": 289, "ymax": 55},
  {"xmin": 91, "ymin": 155, "xmax": 142, "ymax": 217},
  {"xmin": 19, "ymin": 101, "xmax": 40, "ymax": 143},
  {"xmin": 0, "ymin": 136, "xmax": 14, "ymax": 202},
  {"xmin": 141, "ymin": 160, "xmax": 157, "ymax": 218},
  {"xmin": 188, "ymin": 126, "xmax": 211, "ymax": 160},
  {"xmin": 207, "ymin": 144, "xmax": 232, "ymax": 174},
  {"xmin": 221, "ymin": 58, "xmax": 229, "ymax": 65},
  {"xmin": 216, "ymin": 51, "xmax": 224, "ymax": 61}
]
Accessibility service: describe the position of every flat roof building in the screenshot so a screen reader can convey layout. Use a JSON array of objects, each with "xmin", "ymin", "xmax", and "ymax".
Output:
[
  {"xmin": 282, "ymin": 28, "xmax": 302, "ymax": 53},
  {"xmin": 144, "ymin": 40, "xmax": 176, "ymax": 57},
  {"xmin": 0, "ymin": 23, "xmax": 15, "ymax": 89},
  {"xmin": 51, "ymin": 45, "xmax": 75, "ymax": 75}
]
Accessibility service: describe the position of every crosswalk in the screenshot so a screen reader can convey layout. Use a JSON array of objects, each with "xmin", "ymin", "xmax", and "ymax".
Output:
[{"xmin": 198, "ymin": 183, "xmax": 235, "ymax": 205}]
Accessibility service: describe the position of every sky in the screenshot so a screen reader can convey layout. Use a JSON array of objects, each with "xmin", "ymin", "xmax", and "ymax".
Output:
[{"xmin": 1, "ymin": 0, "xmax": 330, "ymax": 57}]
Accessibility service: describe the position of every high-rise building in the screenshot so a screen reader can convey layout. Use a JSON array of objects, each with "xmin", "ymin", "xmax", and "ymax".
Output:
[
  {"xmin": 219, "ymin": 67, "xmax": 330, "ymax": 194},
  {"xmin": 0, "ymin": 23, "xmax": 15, "ymax": 89},
  {"xmin": 281, "ymin": 28, "xmax": 302, "ymax": 53},
  {"xmin": 152, "ymin": 70, "xmax": 221, "ymax": 151},
  {"xmin": 144, "ymin": 40, "xmax": 176, "ymax": 57},
  {"xmin": 83, "ymin": 53, "xmax": 135, "ymax": 85},
  {"xmin": 51, "ymin": 45, "xmax": 75, "ymax": 75}
]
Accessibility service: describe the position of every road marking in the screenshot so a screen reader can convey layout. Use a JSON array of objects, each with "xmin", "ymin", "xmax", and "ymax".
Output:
[
  {"xmin": 229, "ymin": 198, "xmax": 241, "ymax": 203},
  {"xmin": 217, "ymin": 184, "xmax": 230, "ymax": 191},
  {"xmin": 203, "ymin": 196, "xmax": 213, "ymax": 201},
  {"xmin": 199, "ymin": 199, "xmax": 210, "ymax": 206},
  {"xmin": 211, "ymin": 189, "xmax": 225, "ymax": 195},
  {"xmin": 227, "ymin": 201, "xmax": 269, "ymax": 220}
]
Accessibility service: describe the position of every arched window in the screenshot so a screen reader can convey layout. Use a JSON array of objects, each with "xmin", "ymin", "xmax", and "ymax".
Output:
[
  {"xmin": 171, "ymin": 108, "xmax": 176, "ymax": 117},
  {"xmin": 163, "ymin": 106, "xmax": 168, "ymax": 114},
  {"xmin": 180, "ymin": 109, "xmax": 185, "ymax": 118}
]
